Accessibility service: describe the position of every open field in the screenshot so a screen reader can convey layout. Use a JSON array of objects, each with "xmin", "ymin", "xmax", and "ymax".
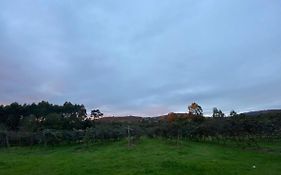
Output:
[{"xmin": 0, "ymin": 139, "xmax": 281, "ymax": 175}]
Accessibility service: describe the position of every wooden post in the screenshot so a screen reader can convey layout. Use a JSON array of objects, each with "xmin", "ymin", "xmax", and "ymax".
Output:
[
  {"xmin": 44, "ymin": 131, "xmax": 47, "ymax": 147},
  {"xmin": 127, "ymin": 125, "xmax": 131, "ymax": 148},
  {"xmin": 177, "ymin": 129, "xmax": 180, "ymax": 146},
  {"xmin": 5, "ymin": 132, "xmax": 10, "ymax": 148}
]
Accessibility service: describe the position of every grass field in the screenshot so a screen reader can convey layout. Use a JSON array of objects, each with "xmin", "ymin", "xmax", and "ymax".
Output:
[{"xmin": 0, "ymin": 138, "xmax": 281, "ymax": 175}]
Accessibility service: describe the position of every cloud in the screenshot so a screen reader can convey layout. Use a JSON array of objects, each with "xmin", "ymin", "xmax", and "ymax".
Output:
[{"xmin": 0, "ymin": 0, "xmax": 281, "ymax": 116}]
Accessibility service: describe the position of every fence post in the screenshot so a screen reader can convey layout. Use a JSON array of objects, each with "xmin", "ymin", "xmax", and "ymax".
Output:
[
  {"xmin": 127, "ymin": 125, "xmax": 131, "ymax": 148},
  {"xmin": 5, "ymin": 132, "xmax": 10, "ymax": 148}
]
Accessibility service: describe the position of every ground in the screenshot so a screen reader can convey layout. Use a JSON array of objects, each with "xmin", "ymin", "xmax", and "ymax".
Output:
[{"xmin": 0, "ymin": 139, "xmax": 281, "ymax": 175}]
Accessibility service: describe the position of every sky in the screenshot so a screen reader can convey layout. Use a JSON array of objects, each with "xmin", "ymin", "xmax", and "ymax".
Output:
[{"xmin": 0, "ymin": 0, "xmax": 281, "ymax": 116}]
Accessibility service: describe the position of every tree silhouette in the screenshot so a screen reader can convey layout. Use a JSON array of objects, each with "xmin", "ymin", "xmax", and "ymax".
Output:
[
  {"xmin": 212, "ymin": 107, "xmax": 225, "ymax": 118},
  {"xmin": 91, "ymin": 109, "xmax": 103, "ymax": 119},
  {"xmin": 229, "ymin": 110, "xmax": 238, "ymax": 117},
  {"xmin": 188, "ymin": 102, "xmax": 203, "ymax": 116}
]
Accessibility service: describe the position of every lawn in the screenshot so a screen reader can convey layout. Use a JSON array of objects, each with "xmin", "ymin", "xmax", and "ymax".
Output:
[{"xmin": 0, "ymin": 138, "xmax": 280, "ymax": 175}]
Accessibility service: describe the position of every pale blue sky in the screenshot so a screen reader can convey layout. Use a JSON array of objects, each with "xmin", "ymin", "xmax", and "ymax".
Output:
[{"xmin": 0, "ymin": 0, "xmax": 281, "ymax": 116}]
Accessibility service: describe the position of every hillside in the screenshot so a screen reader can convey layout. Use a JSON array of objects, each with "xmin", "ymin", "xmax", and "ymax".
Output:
[
  {"xmin": 97, "ymin": 109, "xmax": 281, "ymax": 123},
  {"xmin": 96, "ymin": 116, "xmax": 143, "ymax": 123},
  {"xmin": 243, "ymin": 109, "xmax": 281, "ymax": 116}
]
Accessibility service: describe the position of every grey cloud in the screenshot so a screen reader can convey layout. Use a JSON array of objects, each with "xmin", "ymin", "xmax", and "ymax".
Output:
[{"xmin": 0, "ymin": 0, "xmax": 281, "ymax": 116}]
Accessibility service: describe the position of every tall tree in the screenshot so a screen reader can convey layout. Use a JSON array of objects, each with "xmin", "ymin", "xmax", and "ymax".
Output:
[
  {"xmin": 212, "ymin": 107, "xmax": 225, "ymax": 118},
  {"xmin": 229, "ymin": 110, "xmax": 238, "ymax": 117},
  {"xmin": 91, "ymin": 109, "xmax": 103, "ymax": 119},
  {"xmin": 188, "ymin": 102, "xmax": 203, "ymax": 116}
]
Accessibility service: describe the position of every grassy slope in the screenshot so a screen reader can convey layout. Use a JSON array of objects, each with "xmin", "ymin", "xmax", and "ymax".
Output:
[{"xmin": 0, "ymin": 139, "xmax": 281, "ymax": 175}]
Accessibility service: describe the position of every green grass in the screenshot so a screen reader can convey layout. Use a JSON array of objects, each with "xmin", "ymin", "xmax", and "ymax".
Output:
[{"xmin": 0, "ymin": 138, "xmax": 281, "ymax": 175}]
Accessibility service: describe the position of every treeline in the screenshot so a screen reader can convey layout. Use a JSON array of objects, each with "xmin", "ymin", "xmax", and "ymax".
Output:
[
  {"xmin": 141, "ymin": 112, "xmax": 281, "ymax": 147},
  {"xmin": 1, "ymin": 102, "xmax": 281, "ymax": 148},
  {"xmin": 0, "ymin": 101, "xmax": 91, "ymax": 131}
]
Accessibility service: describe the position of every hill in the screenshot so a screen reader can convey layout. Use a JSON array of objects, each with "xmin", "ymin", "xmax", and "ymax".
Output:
[
  {"xmin": 96, "ymin": 116, "xmax": 143, "ymax": 123},
  {"xmin": 242, "ymin": 109, "xmax": 281, "ymax": 116}
]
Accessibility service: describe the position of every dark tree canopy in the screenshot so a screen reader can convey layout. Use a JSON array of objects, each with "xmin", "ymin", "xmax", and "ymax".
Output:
[
  {"xmin": 212, "ymin": 107, "xmax": 225, "ymax": 118},
  {"xmin": 0, "ymin": 101, "xmax": 90, "ymax": 131},
  {"xmin": 229, "ymin": 110, "xmax": 238, "ymax": 117},
  {"xmin": 91, "ymin": 109, "xmax": 103, "ymax": 119}
]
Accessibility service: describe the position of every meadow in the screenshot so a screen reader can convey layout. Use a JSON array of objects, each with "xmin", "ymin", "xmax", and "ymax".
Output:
[{"xmin": 0, "ymin": 138, "xmax": 281, "ymax": 175}]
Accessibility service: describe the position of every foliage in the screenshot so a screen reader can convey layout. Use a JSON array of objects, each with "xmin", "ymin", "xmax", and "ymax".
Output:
[
  {"xmin": 91, "ymin": 109, "xmax": 103, "ymax": 119},
  {"xmin": 0, "ymin": 101, "xmax": 88, "ymax": 131},
  {"xmin": 212, "ymin": 107, "xmax": 225, "ymax": 118},
  {"xmin": 188, "ymin": 102, "xmax": 203, "ymax": 116},
  {"xmin": 229, "ymin": 110, "xmax": 238, "ymax": 117},
  {"xmin": 1, "ymin": 101, "xmax": 281, "ymax": 148}
]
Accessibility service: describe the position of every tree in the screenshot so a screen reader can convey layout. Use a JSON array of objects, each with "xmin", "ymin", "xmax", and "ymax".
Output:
[
  {"xmin": 188, "ymin": 102, "xmax": 203, "ymax": 116},
  {"xmin": 77, "ymin": 105, "xmax": 87, "ymax": 119},
  {"xmin": 43, "ymin": 113, "xmax": 63, "ymax": 129},
  {"xmin": 229, "ymin": 110, "xmax": 238, "ymax": 117},
  {"xmin": 20, "ymin": 114, "xmax": 38, "ymax": 132},
  {"xmin": 91, "ymin": 109, "xmax": 103, "ymax": 119},
  {"xmin": 212, "ymin": 107, "xmax": 225, "ymax": 118},
  {"xmin": 5, "ymin": 102, "xmax": 22, "ymax": 130},
  {"xmin": 0, "ymin": 105, "xmax": 7, "ymax": 126},
  {"xmin": 167, "ymin": 112, "xmax": 177, "ymax": 123}
]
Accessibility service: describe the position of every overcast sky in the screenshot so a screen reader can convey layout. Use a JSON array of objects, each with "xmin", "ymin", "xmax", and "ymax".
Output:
[{"xmin": 0, "ymin": 0, "xmax": 281, "ymax": 116}]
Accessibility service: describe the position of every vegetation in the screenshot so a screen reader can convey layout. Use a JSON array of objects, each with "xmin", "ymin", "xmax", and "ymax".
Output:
[
  {"xmin": 0, "ymin": 138, "xmax": 281, "ymax": 175},
  {"xmin": 0, "ymin": 102, "xmax": 281, "ymax": 148},
  {"xmin": 0, "ymin": 101, "xmax": 89, "ymax": 131},
  {"xmin": 0, "ymin": 101, "xmax": 281, "ymax": 174}
]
